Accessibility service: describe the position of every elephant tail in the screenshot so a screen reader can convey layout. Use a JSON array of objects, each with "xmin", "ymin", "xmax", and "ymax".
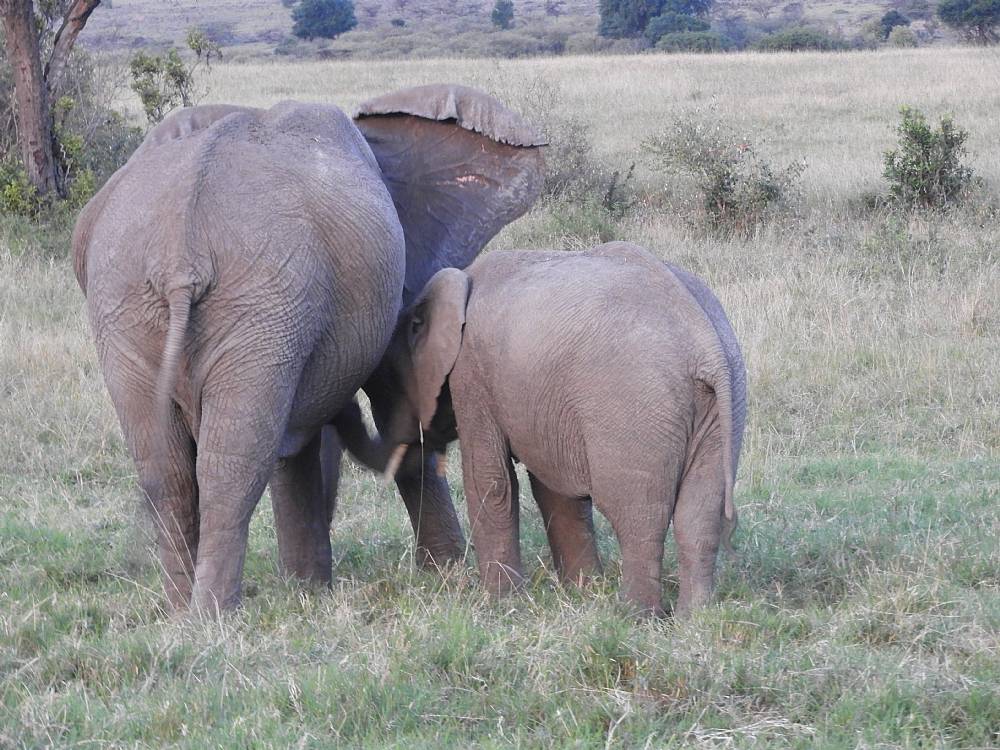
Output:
[
  {"xmin": 701, "ymin": 340, "xmax": 738, "ymax": 554},
  {"xmin": 154, "ymin": 286, "xmax": 193, "ymax": 432}
]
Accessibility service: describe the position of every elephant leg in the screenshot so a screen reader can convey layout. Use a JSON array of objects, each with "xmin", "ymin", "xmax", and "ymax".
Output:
[
  {"xmin": 528, "ymin": 473, "xmax": 601, "ymax": 585},
  {"xmin": 365, "ymin": 380, "xmax": 465, "ymax": 566},
  {"xmin": 319, "ymin": 424, "xmax": 342, "ymax": 524},
  {"xmin": 594, "ymin": 464, "xmax": 680, "ymax": 618},
  {"xmin": 672, "ymin": 442, "xmax": 726, "ymax": 617},
  {"xmin": 100, "ymin": 352, "xmax": 199, "ymax": 611},
  {"xmin": 393, "ymin": 450, "xmax": 466, "ymax": 567},
  {"xmin": 457, "ymin": 419, "xmax": 523, "ymax": 595},
  {"xmin": 270, "ymin": 431, "xmax": 333, "ymax": 584},
  {"xmin": 189, "ymin": 385, "xmax": 289, "ymax": 614},
  {"xmin": 139, "ymin": 418, "xmax": 199, "ymax": 612}
]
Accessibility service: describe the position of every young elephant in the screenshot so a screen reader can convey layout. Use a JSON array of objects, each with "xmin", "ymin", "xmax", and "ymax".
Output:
[{"xmin": 377, "ymin": 242, "xmax": 747, "ymax": 616}]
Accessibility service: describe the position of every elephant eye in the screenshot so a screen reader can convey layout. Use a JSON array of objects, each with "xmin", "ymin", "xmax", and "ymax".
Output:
[{"xmin": 407, "ymin": 314, "xmax": 424, "ymax": 349}]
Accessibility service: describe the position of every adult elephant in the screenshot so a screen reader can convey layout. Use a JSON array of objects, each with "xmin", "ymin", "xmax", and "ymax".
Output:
[{"xmin": 72, "ymin": 85, "xmax": 545, "ymax": 613}]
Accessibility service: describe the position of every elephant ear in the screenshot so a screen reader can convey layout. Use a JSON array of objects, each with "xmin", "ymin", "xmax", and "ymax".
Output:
[
  {"xmin": 354, "ymin": 84, "xmax": 546, "ymax": 304},
  {"xmin": 408, "ymin": 268, "xmax": 471, "ymax": 429}
]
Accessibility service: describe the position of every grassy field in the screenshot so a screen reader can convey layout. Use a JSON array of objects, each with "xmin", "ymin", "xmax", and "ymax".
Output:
[
  {"xmin": 78, "ymin": 0, "xmax": 926, "ymax": 58},
  {"xmin": 2, "ymin": 48, "xmax": 1000, "ymax": 747}
]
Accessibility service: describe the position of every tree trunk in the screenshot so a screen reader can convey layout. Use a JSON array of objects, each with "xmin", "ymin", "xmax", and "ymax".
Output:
[
  {"xmin": 0, "ymin": 0, "xmax": 58, "ymax": 197},
  {"xmin": 45, "ymin": 0, "xmax": 102, "ymax": 93}
]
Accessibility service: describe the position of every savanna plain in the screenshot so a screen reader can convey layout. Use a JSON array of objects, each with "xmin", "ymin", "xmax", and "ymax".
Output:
[{"xmin": 2, "ymin": 48, "xmax": 999, "ymax": 748}]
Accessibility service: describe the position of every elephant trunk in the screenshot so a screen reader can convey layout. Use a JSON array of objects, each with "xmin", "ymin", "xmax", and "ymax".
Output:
[
  {"xmin": 382, "ymin": 443, "xmax": 449, "ymax": 482},
  {"xmin": 383, "ymin": 443, "xmax": 409, "ymax": 483}
]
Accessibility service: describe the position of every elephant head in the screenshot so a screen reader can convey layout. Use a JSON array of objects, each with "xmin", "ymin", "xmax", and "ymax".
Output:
[
  {"xmin": 374, "ymin": 268, "xmax": 470, "ymax": 480},
  {"xmin": 352, "ymin": 86, "xmax": 546, "ymax": 564}
]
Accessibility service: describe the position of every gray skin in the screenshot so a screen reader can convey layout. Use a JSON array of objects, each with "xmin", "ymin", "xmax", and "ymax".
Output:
[
  {"xmin": 376, "ymin": 242, "xmax": 747, "ymax": 616},
  {"xmin": 72, "ymin": 86, "xmax": 545, "ymax": 614}
]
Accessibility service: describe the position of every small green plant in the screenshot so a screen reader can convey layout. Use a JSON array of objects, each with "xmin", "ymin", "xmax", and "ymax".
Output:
[
  {"xmin": 185, "ymin": 27, "xmax": 223, "ymax": 67},
  {"xmin": 129, "ymin": 50, "xmax": 194, "ymax": 124},
  {"xmin": 883, "ymin": 106, "xmax": 975, "ymax": 209},
  {"xmin": 0, "ymin": 160, "xmax": 42, "ymax": 217},
  {"xmin": 888, "ymin": 25, "xmax": 919, "ymax": 46},
  {"xmin": 129, "ymin": 28, "xmax": 220, "ymax": 125},
  {"xmin": 491, "ymin": 0, "xmax": 515, "ymax": 29},
  {"xmin": 645, "ymin": 116, "xmax": 803, "ymax": 236}
]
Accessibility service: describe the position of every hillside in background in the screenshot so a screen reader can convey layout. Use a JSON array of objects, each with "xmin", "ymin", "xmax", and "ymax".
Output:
[{"xmin": 79, "ymin": 0, "xmax": 946, "ymax": 58}]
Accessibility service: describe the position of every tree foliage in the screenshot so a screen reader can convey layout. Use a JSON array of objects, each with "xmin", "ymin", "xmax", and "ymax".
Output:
[
  {"xmin": 291, "ymin": 0, "xmax": 358, "ymax": 40},
  {"xmin": 598, "ymin": 0, "xmax": 664, "ymax": 38},
  {"xmin": 599, "ymin": 0, "xmax": 712, "ymax": 38},
  {"xmin": 937, "ymin": 0, "xmax": 1000, "ymax": 43},
  {"xmin": 492, "ymin": 0, "xmax": 515, "ymax": 29},
  {"xmin": 645, "ymin": 10, "xmax": 709, "ymax": 42},
  {"xmin": 752, "ymin": 26, "xmax": 848, "ymax": 51}
]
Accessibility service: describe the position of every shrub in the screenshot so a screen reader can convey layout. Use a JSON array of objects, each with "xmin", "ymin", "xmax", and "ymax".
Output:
[
  {"xmin": 128, "ymin": 50, "xmax": 195, "ymax": 124},
  {"xmin": 0, "ymin": 160, "xmax": 42, "ymax": 217},
  {"xmin": 655, "ymin": 30, "xmax": 726, "ymax": 51},
  {"xmin": 752, "ymin": 26, "xmax": 849, "ymax": 51},
  {"xmin": 883, "ymin": 106, "xmax": 975, "ymax": 209},
  {"xmin": 888, "ymin": 25, "xmax": 919, "ymax": 46},
  {"xmin": 291, "ymin": 0, "xmax": 358, "ymax": 40},
  {"xmin": 644, "ymin": 115, "xmax": 804, "ymax": 236},
  {"xmin": 487, "ymin": 76, "xmax": 607, "ymax": 201},
  {"xmin": 880, "ymin": 10, "xmax": 912, "ymax": 38},
  {"xmin": 491, "ymin": 0, "xmax": 515, "ymax": 29},
  {"xmin": 129, "ymin": 29, "xmax": 221, "ymax": 125}
]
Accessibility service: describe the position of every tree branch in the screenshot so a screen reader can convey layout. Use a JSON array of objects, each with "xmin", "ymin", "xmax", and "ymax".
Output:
[{"xmin": 44, "ymin": 0, "xmax": 101, "ymax": 96}]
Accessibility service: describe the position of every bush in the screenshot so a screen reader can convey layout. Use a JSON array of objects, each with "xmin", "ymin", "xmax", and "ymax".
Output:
[
  {"xmin": 0, "ymin": 160, "xmax": 42, "ymax": 217},
  {"xmin": 487, "ymin": 76, "xmax": 608, "ymax": 201},
  {"xmin": 128, "ymin": 50, "xmax": 195, "ymax": 124},
  {"xmin": 655, "ymin": 30, "xmax": 726, "ymax": 51},
  {"xmin": 644, "ymin": 115, "xmax": 804, "ymax": 236},
  {"xmin": 291, "ymin": 0, "xmax": 358, "ymax": 40},
  {"xmin": 883, "ymin": 106, "xmax": 975, "ymax": 209},
  {"xmin": 752, "ymin": 26, "xmax": 849, "ymax": 51},
  {"xmin": 880, "ymin": 9, "xmax": 911, "ymax": 38},
  {"xmin": 644, "ymin": 11, "xmax": 709, "ymax": 43},
  {"xmin": 888, "ymin": 25, "xmax": 919, "ymax": 46}
]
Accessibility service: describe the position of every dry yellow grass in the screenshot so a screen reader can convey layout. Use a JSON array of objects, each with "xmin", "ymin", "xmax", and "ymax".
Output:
[{"xmin": 191, "ymin": 47, "xmax": 1000, "ymax": 192}]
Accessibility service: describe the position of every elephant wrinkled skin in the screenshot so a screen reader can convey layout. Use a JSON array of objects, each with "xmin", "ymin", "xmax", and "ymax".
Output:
[
  {"xmin": 377, "ymin": 242, "xmax": 747, "ymax": 617},
  {"xmin": 73, "ymin": 86, "xmax": 544, "ymax": 614}
]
